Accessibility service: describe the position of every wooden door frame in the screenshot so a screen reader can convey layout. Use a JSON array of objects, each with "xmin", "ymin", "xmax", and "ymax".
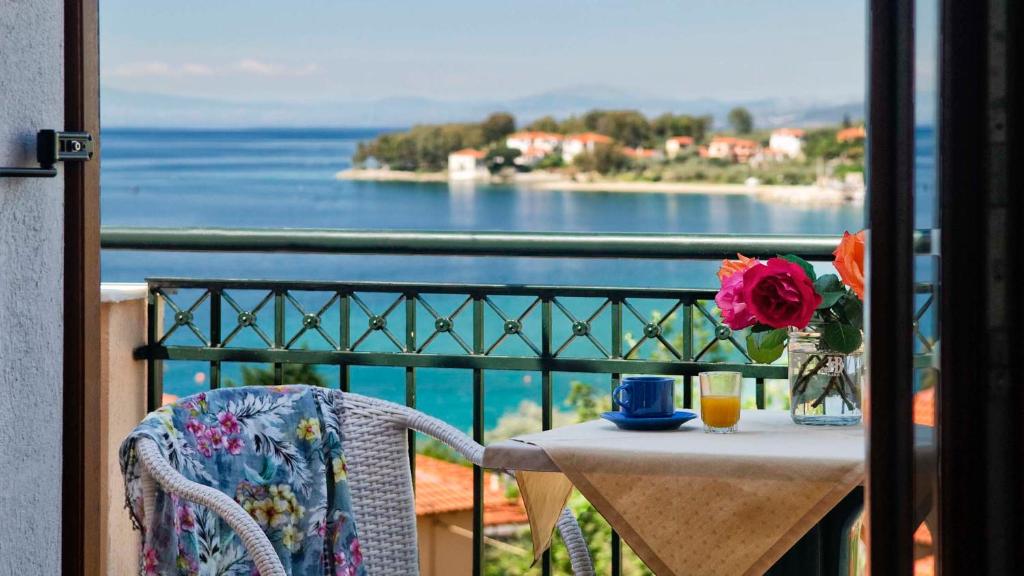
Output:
[
  {"xmin": 866, "ymin": 0, "xmax": 917, "ymax": 572},
  {"xmin": 938, "ymin": 0, "xmax": 1024, "ymax": 572},
  {"xmin": 63, "ymin": 0, "xmax": 101, "ymax": 573}
]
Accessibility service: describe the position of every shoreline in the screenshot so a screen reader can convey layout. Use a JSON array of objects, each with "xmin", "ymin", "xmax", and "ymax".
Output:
[
  {"xmin": 335, "ymin": 168, "xmax": 448, "ymax": 182},
  {"xmin": 337, "ymin": 168, "xmax": 863, "ymax": 204}
]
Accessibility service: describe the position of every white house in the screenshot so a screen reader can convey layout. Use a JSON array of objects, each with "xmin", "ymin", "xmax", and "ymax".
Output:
[
  {"xmin": 505, "ymin": 131, "xmax": 563, "ymax": 154},
  {"xmin": 768, "ymin": 128, "xmax": 805, "ymax": 159},
  {"xmin": 707, "ymin": 136, "xmax": 761, "ymax": 163},
  {"xmin": 561, "ymin": 132, "xmax": 613, "ymax": 163},
  {"xmin": 664, "ymin": 136, "xmax": 695, "ymax": 159},
  {"xmin": 447, "ymin": 148, "xmax": 488, "ymax": 181}
]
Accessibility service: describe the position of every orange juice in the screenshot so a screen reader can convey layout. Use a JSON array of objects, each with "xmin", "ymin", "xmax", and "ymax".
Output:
[{"xmin": 701, "ymin": 395, "xmax": 741, "ymax": 428}]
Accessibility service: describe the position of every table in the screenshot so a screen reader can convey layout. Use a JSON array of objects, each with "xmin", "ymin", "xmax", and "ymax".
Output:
[{"xmin": 484, "ymin": 410, "xmax": 866, "ymax": 576}]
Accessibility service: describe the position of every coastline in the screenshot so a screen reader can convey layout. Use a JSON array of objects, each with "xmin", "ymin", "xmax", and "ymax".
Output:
[
  {"xmin": 337, "ymin": 168, "xmax": 863, "ymax": 204},
  {"xmin": 335, "ymin": 168, "xmax": 447, "ymax": 182}
]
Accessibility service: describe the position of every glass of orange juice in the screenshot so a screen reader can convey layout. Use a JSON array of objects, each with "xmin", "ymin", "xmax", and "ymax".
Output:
[{"xmin": 699, "ymin": 371, "xmax": 742, "ymax": 433}]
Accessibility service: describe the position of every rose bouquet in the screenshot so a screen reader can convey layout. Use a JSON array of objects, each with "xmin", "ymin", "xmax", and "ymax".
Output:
[
  {"xmin": 715, "ymin": 231, "xmax": 865, "ymax": 422},
  {"xmin": 715, "ymin": 230, "xmax": 865, "ymax": 364}
]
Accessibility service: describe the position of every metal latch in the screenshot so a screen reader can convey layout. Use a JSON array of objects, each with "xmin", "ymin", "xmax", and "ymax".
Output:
[{"xmin": 0, "ymin": 130, "xmax": 94, "ymax": 178}]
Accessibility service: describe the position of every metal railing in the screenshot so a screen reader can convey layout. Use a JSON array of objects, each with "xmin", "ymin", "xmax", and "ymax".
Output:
[{"xmin": 102, "ymin": 226, "xmax": 933, "ymax": 576}]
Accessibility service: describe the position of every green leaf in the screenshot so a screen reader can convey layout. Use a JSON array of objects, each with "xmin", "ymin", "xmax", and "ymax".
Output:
[
  {"xmin": 822, "ymin": 322, "xmax": 863, "ymax": 354},
  {"xmin": 838, "ymin": 296, "xmax": 864, "ymax": 330},
  {"xmin": 779, "ymin": 253, "xmax": 816, "ymax": 281},
  {"xmin": 746, "ymin": 328, "xmax": 788, "ymax": 363},
  {"xmin": 814, "ymin": 274, "xmax": 846, "ymax": 309},
  {"xmin": 749, "ymin": 323, "xmax": 773, "ymax": 333}
]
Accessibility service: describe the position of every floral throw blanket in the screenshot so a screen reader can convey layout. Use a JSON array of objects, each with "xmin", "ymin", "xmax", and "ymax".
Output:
[{"xmin": 120, "ymin": 385, "xmax": 366, "ymax": 576}]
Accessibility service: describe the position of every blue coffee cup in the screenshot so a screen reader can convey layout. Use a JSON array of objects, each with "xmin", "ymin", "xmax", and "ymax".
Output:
[{"xmin": 612, "ymin": 376, "xmax": 675, "ymax": 418}]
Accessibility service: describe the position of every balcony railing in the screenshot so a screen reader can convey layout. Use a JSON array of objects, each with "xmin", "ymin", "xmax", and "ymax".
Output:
[{"xmin": 101, "ymin": 226, "xmax": 934, "ymax": 576}]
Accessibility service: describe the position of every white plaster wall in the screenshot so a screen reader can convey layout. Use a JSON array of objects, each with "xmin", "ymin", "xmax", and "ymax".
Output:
[{"xmin": 0, "ymin": 0, "xmax": 65, "ymax": 573}]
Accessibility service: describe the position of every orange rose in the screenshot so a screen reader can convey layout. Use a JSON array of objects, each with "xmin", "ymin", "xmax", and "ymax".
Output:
[
  {"xmin": 717, "ymin": 254, "xmax": 759, "ymax": 281},
  {"xmin": 833, "ymin": 230, "xmax": 865, "ymax": 299}
]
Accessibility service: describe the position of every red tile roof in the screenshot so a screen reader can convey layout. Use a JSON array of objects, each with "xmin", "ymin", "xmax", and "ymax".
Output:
[
  {"xmin": 414, "ymin": 455, "xmax": 528, "ymax": 526},
  {"xmin": 837, "ymin": 126, "xmax": 867, "ymax": 142},
  {"xmin": 913, "ymin": 387, "xmax": 934, "ymax": 427},
  {"xmin": 566, "ymin": 132, "xmax": 613, "ymax": 144},
  {"xmin": 450, "ymin": 148, "xmax": 487, "ymax": 159}
]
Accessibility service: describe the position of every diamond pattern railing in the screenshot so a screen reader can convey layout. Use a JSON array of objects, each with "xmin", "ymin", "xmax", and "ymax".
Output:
[{"xmin": 107, "ymin": 227, "xmax": 936, "ymax": 576}]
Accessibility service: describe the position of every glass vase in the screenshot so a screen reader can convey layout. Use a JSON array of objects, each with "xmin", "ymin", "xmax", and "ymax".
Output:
[{"xmin": 788, "ymin": 325, "xmax": 863, "ymax": 426}]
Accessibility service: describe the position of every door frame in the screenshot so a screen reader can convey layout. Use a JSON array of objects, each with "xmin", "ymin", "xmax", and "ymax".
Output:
[
  {"xmin": 63, "ymin": 0, "xmax": 101, "ymax": 573},
  {"xmin": 866, "ymin": 0, "xmax": 917, "ymax": 572}
]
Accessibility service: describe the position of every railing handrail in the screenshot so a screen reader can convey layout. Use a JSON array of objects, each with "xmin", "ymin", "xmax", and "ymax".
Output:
[{"xmin": 100, "ymin": 226, "xmax": 900, "ymax": 261}]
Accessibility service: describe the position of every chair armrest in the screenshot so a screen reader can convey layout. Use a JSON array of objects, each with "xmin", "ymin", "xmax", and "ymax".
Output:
[{"xmin": 135, "ymin": 437, "xmax": 287, "ymax": 576}]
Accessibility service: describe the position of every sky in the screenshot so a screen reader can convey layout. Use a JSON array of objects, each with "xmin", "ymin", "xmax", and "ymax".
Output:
[{"xmin": 100, "ymin": 0, "xmax": 867, "ymax": 104}]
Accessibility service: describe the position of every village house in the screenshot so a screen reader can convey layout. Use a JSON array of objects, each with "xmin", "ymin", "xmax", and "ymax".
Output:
[
  {"xmin": 707, "ymin": 136, "xmax": 761, "ymax": 163},
  {"xmin": 415, "ymin": 455, "xmax": 528, "ymax": 576},
  {"xmin": 768, "ymin": 128, "xmax": 806, "ymax": 159},
  {"xmin": 561, "ymin": 132, "xmax": 613, "ymax": 163},
  {"xmin": 505, "ymin": 131, "xmax": 563, "ymax": 154},
  {"xmin": 837, "ymin": 125, "xmax": 867, "ymax": 143},
  {"xmin": 664, "ymin": 135, "xmax": 695, "ymax": 159},
  {"xmin": 447, "ymin": 148, "xmax": 489, "ymax": 180}
]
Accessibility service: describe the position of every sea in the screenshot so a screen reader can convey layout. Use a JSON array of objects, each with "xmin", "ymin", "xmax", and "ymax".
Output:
[{"xmin": 100, "ymin": 127, "xmax": 926, "ymax": 433}]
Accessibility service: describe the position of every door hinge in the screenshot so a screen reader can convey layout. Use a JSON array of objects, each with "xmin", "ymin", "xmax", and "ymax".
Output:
[{"xmin": 0, "ymin": 130, "xmax": 94, "ymax": 178}]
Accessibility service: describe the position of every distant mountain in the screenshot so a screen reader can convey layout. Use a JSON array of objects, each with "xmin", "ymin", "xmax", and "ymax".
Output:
[{"xmin": 101, "ymin": 85, "xmax": 864, "ymax": 130}]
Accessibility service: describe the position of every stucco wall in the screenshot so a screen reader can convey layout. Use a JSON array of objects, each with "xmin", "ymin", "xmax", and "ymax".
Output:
[{"xmin": 0, "ymin": 1, "xmax": 65, "ymax": 573}]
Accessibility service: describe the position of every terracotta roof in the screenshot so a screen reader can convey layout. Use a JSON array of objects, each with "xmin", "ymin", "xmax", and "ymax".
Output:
[
  {"xmin": 710, "ymin": 136, "xmax": 738, "ymax": 145},
  {"xmin": 508, "ymin": 131, "xmax": 563, "ymax": 141},
  {"xmin": 733, "ymin": 139, "xmax": 759, "ymax": 149},
  {"xmin": 566, "ymin": 132, "xmax": 613, "ymax": 144},
  {"xmin": 772, "ymin": 128, "xmax": 805, "ymax": 137},
  {"xmin": 913, "ymin": 387, "xmax": 934, "ymax": 427},
  {"xmin": 667, "ymin": 136, "xmax": 694, "ymax": 145},
  {"xmin": 450, "ymin": 148, "xmax": 487, "ymax": 159},
  {"xmin": 414, "ymin": 455, "xmax": 528, "ymax": 526},
  {"xmin": 837, "ymin": 126, "xmax": 867, "ymax": 142}
]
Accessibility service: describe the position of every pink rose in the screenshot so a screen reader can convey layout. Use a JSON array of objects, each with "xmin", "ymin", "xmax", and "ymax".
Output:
[
  {"xmin": 715, "ymin": 269, "xmax": 757, "ymax": 330},
  {"xmin": 741, "ymin": 258, "xmax": 821, "ymax": 329}
]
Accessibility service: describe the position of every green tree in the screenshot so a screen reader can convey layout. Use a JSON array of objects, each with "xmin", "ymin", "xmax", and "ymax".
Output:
[
  {"xmin": 485, "ymin": 145, "xmax": 521, "ymax": 174},
  {"xmin": 727, "ymin": 107, "xmax": 754, "ymax": 134},
  {"xmin": 651, "ymin": 113, "xmax": 714, "ymax": 143},
  {"xmin": 526, "ymin": 115, "xmax": 560, "ymax": 133},
  {"xmin": 480, "ymin": 112, "xmax": 516, "ymax": 144},
  {"xmin": 573, "ymin": 143, "xmax": 630, "ymax": 174},
  {"xmin": 581, "ymin": 110, "xmax": 652, "ymax": 147},
  {"xmin": 559, "ymin": 115, "xmax": 587, "ymax": 134}
]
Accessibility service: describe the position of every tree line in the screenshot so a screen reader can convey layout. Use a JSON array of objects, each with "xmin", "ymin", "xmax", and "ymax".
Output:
[{"xmin": 353, "ymin": 110, "xmax": 717, "ymax": 171}]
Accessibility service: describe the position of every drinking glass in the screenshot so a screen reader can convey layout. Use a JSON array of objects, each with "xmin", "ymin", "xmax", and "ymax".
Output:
[{"xmin": 699, "ymin": 371, "xmax": 742, "ymax": 433}]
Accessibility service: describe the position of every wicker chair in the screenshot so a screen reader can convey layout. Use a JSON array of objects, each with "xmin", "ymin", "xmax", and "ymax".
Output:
[{"xmin": 132, "ymin": 390, "xmax": 595, "ymax": 576}]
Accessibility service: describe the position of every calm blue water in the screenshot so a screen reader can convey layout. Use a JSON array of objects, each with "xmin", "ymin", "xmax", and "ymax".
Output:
[{"xmin": 101, "ymin": 127, "xmax": 866, "ymax": 432}]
